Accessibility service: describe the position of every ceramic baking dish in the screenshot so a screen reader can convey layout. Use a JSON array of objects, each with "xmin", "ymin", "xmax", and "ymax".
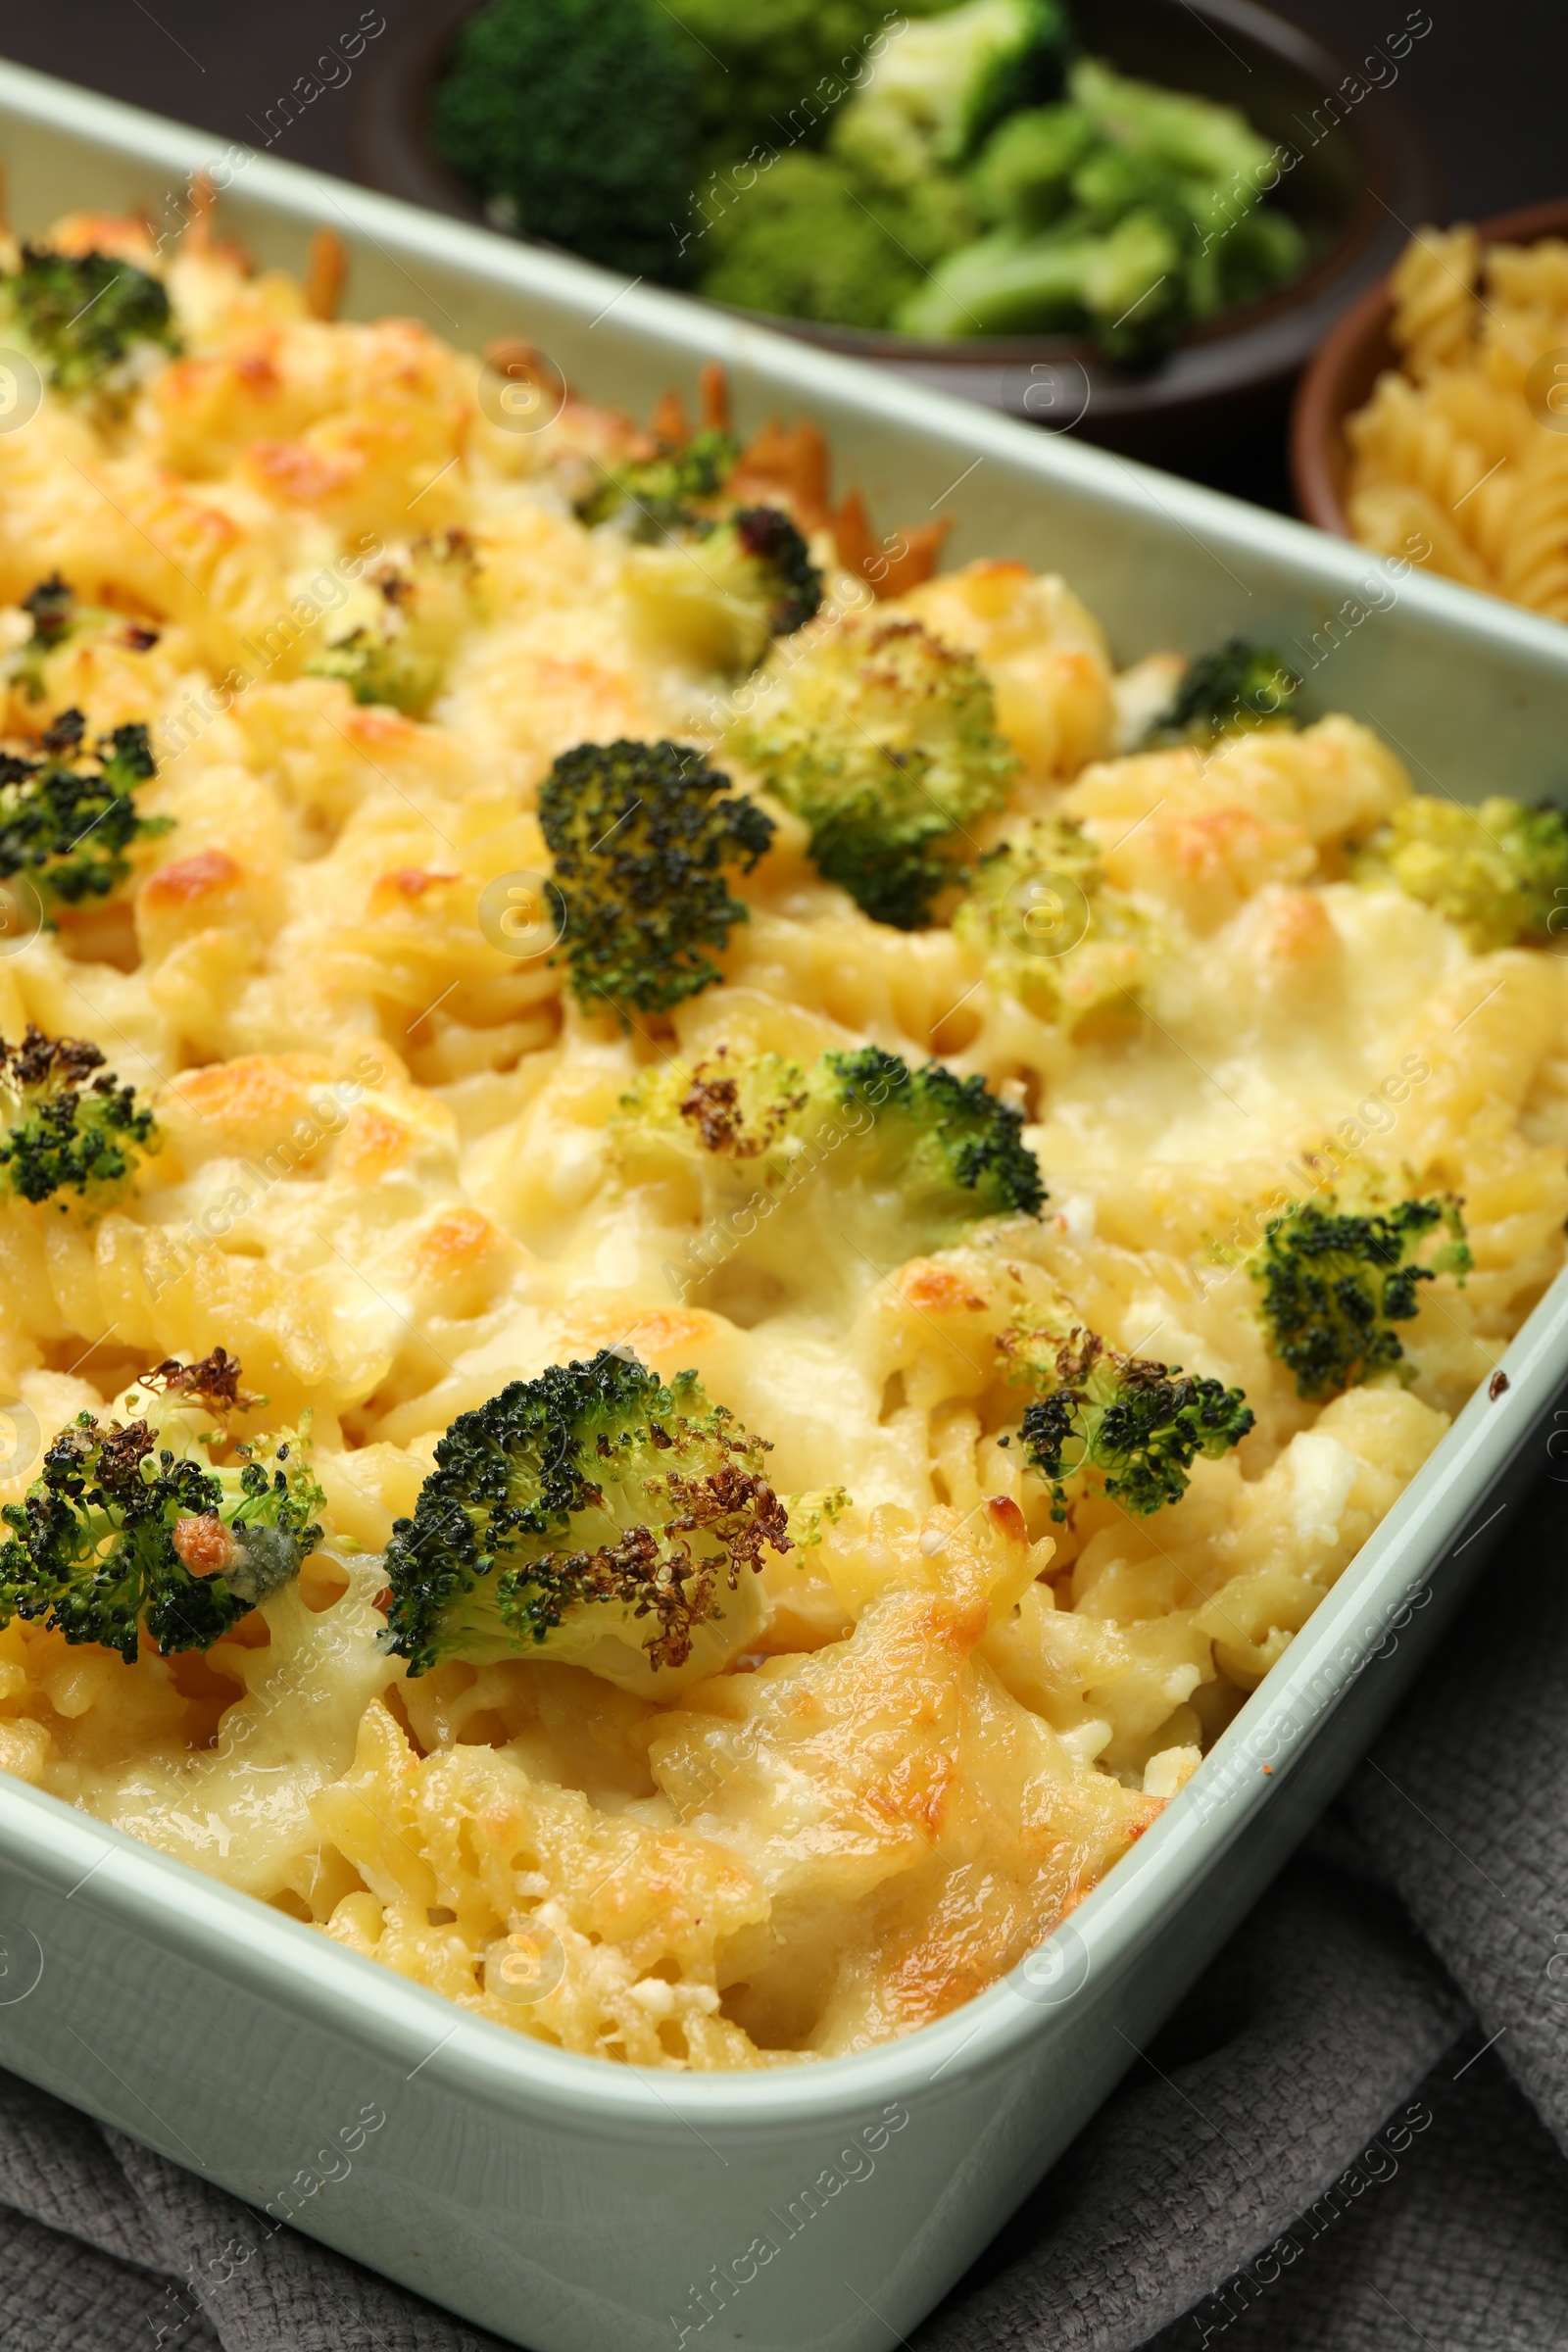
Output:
[{"xmin": 0, "ymin": 58, "xmax": 1565, "ymax": 2352}]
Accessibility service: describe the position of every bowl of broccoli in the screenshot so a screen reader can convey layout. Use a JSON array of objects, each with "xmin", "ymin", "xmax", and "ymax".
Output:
[{"xmin": 352, "ymin": 0, "xmax": 1438, "ymax": 461}]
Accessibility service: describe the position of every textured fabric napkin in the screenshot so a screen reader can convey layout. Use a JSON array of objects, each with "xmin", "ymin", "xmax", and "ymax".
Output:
[{"xmin": 3, "ymin": 1463, "xmax": 1565, "ymax": 2352}]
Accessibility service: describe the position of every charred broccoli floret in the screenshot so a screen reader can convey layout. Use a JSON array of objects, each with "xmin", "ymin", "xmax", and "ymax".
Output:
[
  {"xmin": 833, "ymin": 0, "xmax": 1072, "ymax": 189},
  {"xmin": 1143, "ymin": 638, "xmax": 1301, "ymax": 745},
  {"xmin": 11, "ymin": 575, "xmax": 75, "ymax": 702},
  {"xmin": 574, "ymin": 426, "xmax": 739, "ymax": 535},
  {"xmin": 618, "ymin": 1043, "xmax": 1041, "ymax": 1307},
  {"xmin": 431, "ymin": 0, "xmax": 701, "ymax": 277},
  {"xmin": 1349, "ymin": 796, "xmax": 1568, "ymax": 951},
  {"xmin": 0, "ymin": 1027, "xmax": 157, "ymax": 1206},
  {"xmin": 6, "ymin": 245, "xmax": 179, "ymax": 395},
  {"xmin": 1006, "ymin": 1324, "xmax": 1253, "ymax": 1519},
  {"xmin": 728, "ymin": 614, "xmax": 1018, "ymax": 928},
  {"xmin": 381, "ymin": 1351, "xmax": 790, "ymax": 1685},
  {"xmin": 1251, "ymin": 1196, "xmax": 1471, "ymax": 1399},
  {"xmin": 538, "ymin": 738, "xmax": 774, "ymax": 1021},
  {"xmin": 0, "ymin": 711, "xmax": 168, "ymax": 907},
  {"xmin": 623, "ymin": 506, "xmax": 823, "ymax": 674},
  {"xmin": 8, "ymin": 576, "xmax": 161, "ymax": 705},
  {"xmin": 0, "ymin": 1396, "xmax": 323, "ymax": 1662},
  {"xmin": 623, "ymin": 1042, "xmax": 1043, "ymax": 1216},
  {"xmin": 955, "ymin": 815, "xmax": 1155, "ymax": 1024}
]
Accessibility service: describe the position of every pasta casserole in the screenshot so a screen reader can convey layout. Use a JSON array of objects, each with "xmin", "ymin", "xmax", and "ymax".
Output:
[
  {"xmin": 1345, "ymin": 222, "xmax": 1568, "ymax": 620},
  {"xmin": 0, "ymin": 197, "xmax": 1560, "ymax": 2072}
]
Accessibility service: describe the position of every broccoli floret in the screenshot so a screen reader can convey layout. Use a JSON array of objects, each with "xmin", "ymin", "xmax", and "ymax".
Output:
[
  {"xmin": 622, "ymin": 506, "xmax": 823, "ymax": 675},
  {"xmin": 1069, "ymin": 56, "xmax": 1272, "ymax": 190},
  {"xmin": 728, "ymin": 614, "xmax": 1018, "ymax": 928},
  {"xmin": 695, "ymin": 152, "xmax": 929, "ymax": 330},
  {"xmin": 381, "ymin": 1351, "xmax": 790, "ymax": 1685},
  {"xmin": 1006, "ymin": 1324, "xmax": 1253, "ymax": 1519},
  {"xmin": 1251, "ymin": 1197, "xmax": 1472, "ymax": 1400},
  {"xmin": 955, "ymin": 816, "xmax": 1155, "ymax": 1024},
  {"xmin": 618, "ymin": 1043, "xmax": 1041, "ymax": 1308},
  {"xmin": 307, "ymin": 628, "xmax": 422, "ymax": 713},
  {"xmin": 1143, "ymin": 638, "xmax": 1301, "ymax": 745},
  {"xmin": 538, "ymin": 738, "xmax": 774, "ymax": 1022},
  {"xmin": 5, "ymin": 245, "xmax": 178, "ymax": 397},
  {"xmin": 575, "ymin": 426, "xmax": 740, "ymax": 536},
  {"xmin": 895, "ymin": 52, "xmax": 1301, "ymax": 353},
  {"xmin": 625, "ymin": 1042, "xmax": 1042, "ymax": 1211},
  {"xmin": 896, "ymin": 207, "xmax": 1186, "ymax": 352},
  {"xmin": 305, "ymin": 531, "xmax": 477, "ymax": 718},
  {"xmin": 0, "ymin": 1402, "xmax": 323, "ymax": 1662},
  {"xmin": 1190, "ymin": 203, "xmax": 1307, "ymax": 318},
  {"xmin": 0, "ymin": 1026, "xmax": 157, "ymax": 1207},
  {"xmin": 431, "ymin": 0, "xmax": 700, "ymax": 277},
  {"xmin": 1349, "ymin": 796, "xmax": 1568, "ymax": 951},
  {"xmin": 832, "ymin": 0, "xmax": 1072, "ymax": 190},
  {"xmin": 662, "ymin": 0, "xmax": 930, "ymax": 167},
  {"xmin": 969, "ymin": 104, "xmax": 1097, "ymax": 230},
  {"xmin": 895, "ymin": 223, "xmax": 1090, "ymax": 337},
  {"xmin": 0, "ymin": 712, "xmax": 168, "ymax": 908}
]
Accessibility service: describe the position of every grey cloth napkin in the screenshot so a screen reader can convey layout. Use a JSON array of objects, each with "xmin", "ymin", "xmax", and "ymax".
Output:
[{"xmin": 3, "ymin": 1466, "xmax": 1565, "ymax": 2352}]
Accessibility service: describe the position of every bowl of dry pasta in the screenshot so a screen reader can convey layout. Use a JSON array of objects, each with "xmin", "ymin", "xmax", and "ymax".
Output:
[{"xmin": 1291, "ymin": 197, "xmax": 1568, "ymax": 619}]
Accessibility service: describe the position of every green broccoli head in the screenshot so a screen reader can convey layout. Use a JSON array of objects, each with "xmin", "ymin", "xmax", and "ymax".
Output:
[
  {"xmin": 728, "ymin": 614, "xmax": 1019, "ymax": 928},
  {"xmin": 1144, "ymin": 638, "xmax": 1301, "ymax": 745},
  {"xmin": 0, "ymin": 1027, "xmax": 157, "ymax": 1207},
  {"xmin": 1251, "ymin": 1196, "xmax": 1472, "ymax": 1399},
  {"xmin": 1188, "ymin": 203, "xmax": 1307, "ymax": 318},
  {"xmin": 696, "ymin": 152, "xmax": 927, "ymax": 330},
  {"xmin": 538, "ymin": 738, "xmax": 775, "ymax": 1022},
  {"xmin": 381, "ymin": 1351, "xmax": 790, "ymax": 1685},
  {"xmin": 955, "ymin": 815, "xmax": 1156, "ymax": 1025},
  {"xmin": 893, "ymin": 203, "xmax": 1187, "ymax": 353},
  {"xmin": 1008, "ymin": 1325, "xmax": 1253, "ymax": 1520},
  {"xmin": 617, "ymin": 1043, "xmax": 1042, "ymax": 1308},
  {"xmin": 6, "ymin": 245, "xmax": 179, "ymax": 396},
  {"xmin": 305, "ymin": 530, "xmax": 477, "ymax": 717},
  {"xmin": 0, "ymin": 1396, "xmax": 323, "ymax": 1663},
  {"xmin": 575, "ymin": 426, "xmax": 739, "ymax": 536},
  {"xmin": 627, "ymin": 1042, "xmax": 1043, "ymax": 1211},
  {"xmin": 431, "ymin": 0, "xmax": 701, "ymax": 278},
  {"xmin": 833, "ymin": 0, "xmax": 1072, "ymax": 190},
  {"xmin": 969, "ymin": 103, "xmax": 1096, "ymax": 231},
  {"xmin": 622, "ymin": 506, "xmax": 824, "ymax": 675},
  {"xmin": 1350, "ymin": 795, "xmax": 1568, "ymax": 951},
  {"xmin": 0, "ymin": 710, "xmax": 169, "ymax": 908},
  {"xmin": 661, "ymin": 0, "xmax": 923, "ymax": 165}
]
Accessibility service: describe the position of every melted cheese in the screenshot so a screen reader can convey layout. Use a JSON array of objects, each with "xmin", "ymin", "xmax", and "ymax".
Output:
[{"xmin": 0, "ymin": 219, "xmax": 1561, "ymax": 2070}]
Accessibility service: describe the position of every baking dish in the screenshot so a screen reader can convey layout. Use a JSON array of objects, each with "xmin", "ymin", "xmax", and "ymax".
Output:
[{"xmin": 0, "ymin": 57, "xmax": 1566, "ymax": 2352}]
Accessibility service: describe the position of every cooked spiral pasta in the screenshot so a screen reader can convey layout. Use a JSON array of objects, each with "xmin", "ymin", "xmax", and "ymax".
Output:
[{"xmin": 1345, "ymin": 225, "xmax": 1568, "ymax": 621}]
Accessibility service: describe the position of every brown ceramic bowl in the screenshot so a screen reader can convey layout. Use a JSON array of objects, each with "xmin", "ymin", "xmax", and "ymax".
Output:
[
  {"xmin": 351, "ymin": 0, "xmax": 1440, "ymax": 470},
  {"xmin": 1291, "ymin": 194, "xmax": 1568, "ymax": 535}
]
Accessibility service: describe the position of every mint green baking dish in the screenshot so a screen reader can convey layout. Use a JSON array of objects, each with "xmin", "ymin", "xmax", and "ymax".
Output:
[{"xmin": 0, "ymin": 58, "xmax": 1565, "ymax": 2352}]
